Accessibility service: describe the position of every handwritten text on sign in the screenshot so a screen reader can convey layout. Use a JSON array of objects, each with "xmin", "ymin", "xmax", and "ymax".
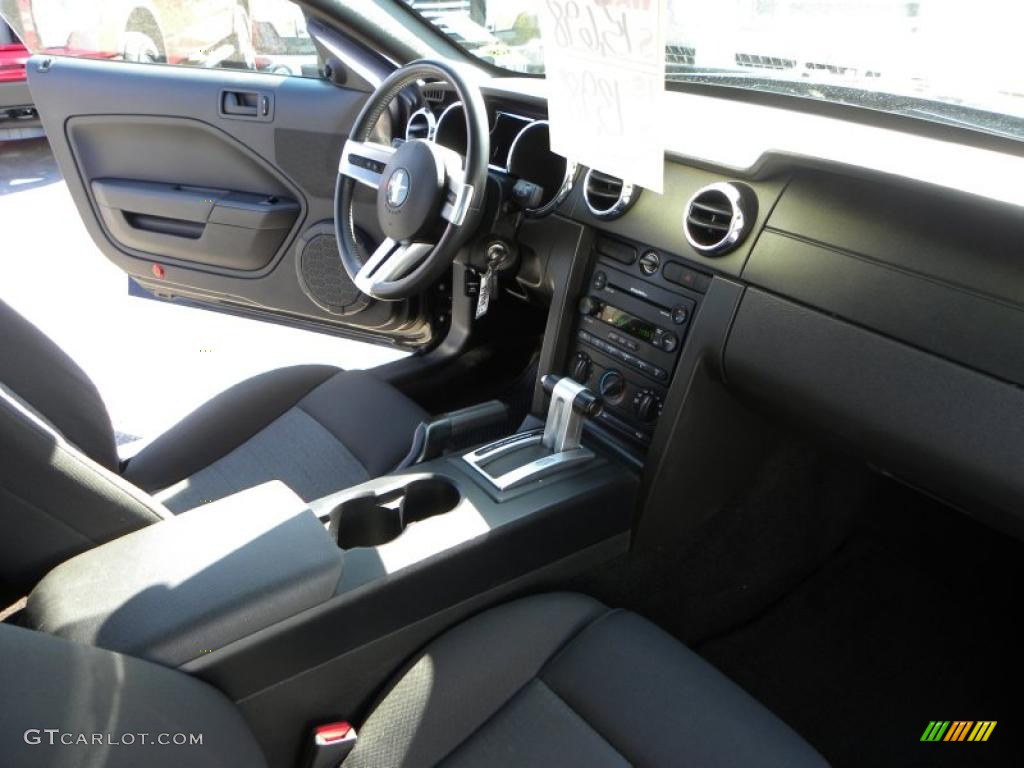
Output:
[{"xmin": 540, "ymin": 0, "xmax": 666, "ymax": 193}]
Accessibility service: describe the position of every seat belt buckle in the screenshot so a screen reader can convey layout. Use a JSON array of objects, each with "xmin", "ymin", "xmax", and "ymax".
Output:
[{"xmin": 303, "ymin": 721, "xmax": 358, "ymax": 768}]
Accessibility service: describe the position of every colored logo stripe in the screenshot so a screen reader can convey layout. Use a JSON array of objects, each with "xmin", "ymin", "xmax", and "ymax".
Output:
[
  {"xmin": 921, "ymin": 722, "xmax": 950, "ymax": 741},
  {"xmin": 944, "ymin": 722, "xmax": 972, "ymax": 741},
  {"xmin": 920, "ymin": 721, "xmax": 996, "ymax": 742},
  {"xmin": 968, "ymin": 722, "xmax": 997, "ymax": 742}
]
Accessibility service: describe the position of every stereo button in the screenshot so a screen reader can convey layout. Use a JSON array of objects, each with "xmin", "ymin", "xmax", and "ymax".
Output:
[
  {"xmin": 663, "ymin": 262, "xmax": 710, "ymax": 293},
  {"xmin": 596, "ymin": 237, "xmax": 637, "ymax": 265}
]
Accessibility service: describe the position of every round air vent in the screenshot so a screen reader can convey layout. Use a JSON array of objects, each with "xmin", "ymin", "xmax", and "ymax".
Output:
[
  {"xmin": 683, "ymin": 182, "xmax": 757, "ymax": 256},
  {"xmin": 405, "ymin": 107, "xmax": 436, "ymax": 142},
  {"xmin": 583, "ymin": 169, "xmax": 639, "ymax": 220}
]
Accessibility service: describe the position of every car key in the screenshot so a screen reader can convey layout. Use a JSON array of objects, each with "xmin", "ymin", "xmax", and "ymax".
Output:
[
  {"xmin": 476, "ymin": 261, "xmax": 498, "ymax": 319},
  {"xmin": 475, "ymin": 242, "xmax": 512, "ymax": 320}
]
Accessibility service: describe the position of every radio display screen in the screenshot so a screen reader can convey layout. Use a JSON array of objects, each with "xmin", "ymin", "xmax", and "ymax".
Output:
[{"xmin": 598, "ymin": 305, "xmax": 657, "ymax": 343}]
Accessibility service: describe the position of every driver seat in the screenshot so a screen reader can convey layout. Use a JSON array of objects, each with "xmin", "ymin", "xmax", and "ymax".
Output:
[{"xmin": 0, "ymin": 297, "xmax": 427, "ymax": 602}]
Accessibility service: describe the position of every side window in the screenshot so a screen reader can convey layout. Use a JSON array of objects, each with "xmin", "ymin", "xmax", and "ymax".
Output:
[{"xmin": 1, "ymin": 0, "xmax": 322, "ymax": 78}]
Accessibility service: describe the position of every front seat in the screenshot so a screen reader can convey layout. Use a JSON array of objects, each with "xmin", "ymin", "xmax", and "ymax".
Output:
[
  {"xmin": 0, "ymin": 593, "xmax": 828, "ymax": 767},
  {"xmin": 0, "ymin": 298, "xmax": 427, "ymax": 601}
]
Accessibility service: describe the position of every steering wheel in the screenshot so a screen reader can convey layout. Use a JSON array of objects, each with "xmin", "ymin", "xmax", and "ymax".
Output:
[{"xmin": 335, "ymin": 60, "xmax": 490, "ymax": 301}]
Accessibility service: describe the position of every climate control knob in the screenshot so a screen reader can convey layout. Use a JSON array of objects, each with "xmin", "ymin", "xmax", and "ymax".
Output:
[
  {"xmin": 572, "ymin": 353, "xmax": 592, "ymax": 383},
  {"xmin": 598, "ymin": 369, "xmax": 626, "ymax": 401},
  {"xmin": 634, "ymin": 390, "xmax": 663, "ymax": 424}
]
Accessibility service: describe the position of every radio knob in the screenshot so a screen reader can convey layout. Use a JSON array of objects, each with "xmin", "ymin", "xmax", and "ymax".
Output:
[
  {"xmin": 634, "ymin": 390, "xmax": 662, "ymax": 423},
  {"xmin": 578, "ymin": 296, "xmax": 601, "ymax": 316},
  {"xmin": 598, "ymin": 369, "xmax": 626, "ymax": 401},
  {"xmin": 572, "ymin": 353, "xmax": 592, "ymax": 383}
]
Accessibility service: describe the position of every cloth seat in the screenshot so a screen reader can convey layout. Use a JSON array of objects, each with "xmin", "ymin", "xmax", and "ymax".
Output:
[
  {"xmin": 0, "ymin": 297, "xmax": 426, "ymax": 600},
  {"xmin": 0, "ymin": 593, "xmax": 828, "ymax": 768},
  {"xmin": 126, "ymin": 365, "xmax": 427, "ymax": 513},
  {"xmin": 343, "ymin": 593, "xmax": 828, "ymax": 767}
]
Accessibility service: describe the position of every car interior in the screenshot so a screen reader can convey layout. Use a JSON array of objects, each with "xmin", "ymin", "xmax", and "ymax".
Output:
[{"xmin": 0, "ymin": 0, "xmax": 1021, "ymax": 766}]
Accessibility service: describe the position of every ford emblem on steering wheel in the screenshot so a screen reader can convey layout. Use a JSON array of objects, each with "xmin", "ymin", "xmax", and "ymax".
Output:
[{"xmin": 386, "ymin": 168, "xmax": 410, "ymax": 207}]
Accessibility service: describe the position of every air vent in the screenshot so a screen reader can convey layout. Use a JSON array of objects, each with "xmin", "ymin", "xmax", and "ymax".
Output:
[
  {"xmin": 405, "ymin": 107, "xmax": 435, "ymax": 142},
  {"xmin": 683, "ymin": 182, "xmax": 756, "ymax": 256},
  {"xmin": 583, "ymin": 169, "xmax": 639, "ymax": 220},
  {"xmin": 421, "ymin": 84, "xmax": 446, "ymax": 103}
]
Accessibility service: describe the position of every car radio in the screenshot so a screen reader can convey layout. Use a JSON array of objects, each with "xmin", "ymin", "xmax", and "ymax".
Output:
[{"xmin": 566, "ymin": 237, "xmax": 708, "ymax": 446}]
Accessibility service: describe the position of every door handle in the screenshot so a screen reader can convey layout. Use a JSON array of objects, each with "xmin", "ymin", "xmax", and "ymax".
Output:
[{"xmin": 220, "ymin": 90, "xmax": 272, "ymax": 119}]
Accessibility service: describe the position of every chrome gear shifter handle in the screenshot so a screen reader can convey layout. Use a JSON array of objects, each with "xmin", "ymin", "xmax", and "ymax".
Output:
[
  {"xmin": 540, "ymin": 375, "xmax": 603, "ymax": 453},
  {"xmin": 461, "ymin": 376, "xmax": 602, "ymax": 491}
]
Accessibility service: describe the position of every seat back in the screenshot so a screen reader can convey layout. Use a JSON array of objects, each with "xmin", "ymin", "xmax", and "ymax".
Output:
[
  {"xmin": 0, "ymin": 299, "xmax": 166, "ymax": 602},
  {"xmin": 0, "ymin": 623, "xmax": 266, "ymax": 767},
  {"xmin": 0, "ymin": 298, "xmax": 119, "ymax": 470}
]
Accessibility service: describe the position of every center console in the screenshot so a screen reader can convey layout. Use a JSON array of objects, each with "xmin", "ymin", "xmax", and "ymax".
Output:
[
  {"xmin": 23, "ymin": 378, "xmax": 638, "ymax": 765},
  {"xmin": 19, "ymin": 204, "xmax": 737, "ymax": 767},
  {"xmin": 566, "ymin": 235, "xmax": 709, "ymax": 447}
]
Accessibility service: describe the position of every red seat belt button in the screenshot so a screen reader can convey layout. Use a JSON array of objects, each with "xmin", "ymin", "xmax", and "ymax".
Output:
[{"xmin": 305, "ymin": 721, "xmax": 358, "ymax": 768}]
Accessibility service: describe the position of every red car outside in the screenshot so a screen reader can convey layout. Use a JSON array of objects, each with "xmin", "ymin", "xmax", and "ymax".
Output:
[{"xmin": 0, "ymin": 19, "xmax": 43, "ymax": 139}]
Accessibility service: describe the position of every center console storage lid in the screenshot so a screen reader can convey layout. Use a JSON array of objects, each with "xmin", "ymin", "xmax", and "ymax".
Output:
[{"xmin": 25, "ymin": 481, "xmax": 344, "ymax": 668}]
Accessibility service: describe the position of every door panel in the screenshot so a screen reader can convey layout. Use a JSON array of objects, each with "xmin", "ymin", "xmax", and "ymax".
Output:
[
  {"xmin": 92, "ymin": 176, "xmax": 300, "ymax": 270},
  {"xmin": 26, "ymin": 54, "xmax": 430, "ymax": 345}
]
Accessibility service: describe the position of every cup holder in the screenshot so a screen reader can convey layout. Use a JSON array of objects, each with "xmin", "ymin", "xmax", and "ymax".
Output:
[{"xmin": 329, "ymin": 476, "xmax": 461, "ymax": 550}]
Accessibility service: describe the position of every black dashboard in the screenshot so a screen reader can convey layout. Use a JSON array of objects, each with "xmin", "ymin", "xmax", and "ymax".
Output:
[{"xmin": 405, "ymin": 82, "xmax": 1024, "ymax": 542}]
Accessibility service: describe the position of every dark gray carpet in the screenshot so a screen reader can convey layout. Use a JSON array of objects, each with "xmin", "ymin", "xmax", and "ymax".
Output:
[{"xmin": 698, "ymin": 480, "xmax": 1023, "ymax": 767}]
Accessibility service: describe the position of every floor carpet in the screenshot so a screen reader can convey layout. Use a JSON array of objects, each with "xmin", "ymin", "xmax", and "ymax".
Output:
[{"xmin": 697, "ymin": 480, "xmax": 1023, "ymax": 767}]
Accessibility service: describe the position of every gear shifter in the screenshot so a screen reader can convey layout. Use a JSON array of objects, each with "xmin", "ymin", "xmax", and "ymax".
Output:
[
  {"xmin": 461, "ymin": 376, "xmax": 603, "ymax": 491},
  {"xmin": 540, "ymin": 374, "xmax": 603, "ymax": 452}
]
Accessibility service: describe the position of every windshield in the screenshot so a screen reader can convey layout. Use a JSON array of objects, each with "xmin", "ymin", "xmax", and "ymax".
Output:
[{"xmin": 405, "ymin": 0, "xmax": 1024, "ymax": 139}]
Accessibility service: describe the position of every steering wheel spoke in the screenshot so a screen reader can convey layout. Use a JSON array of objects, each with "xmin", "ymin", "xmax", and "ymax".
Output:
[
  {"xmin": 339, "ymin": 139, "xmax": 396, "ymax": 189},
  {"xmin": 354, "ymin": 238, "xmax": 434, "ymax": 296},
  {"xmin": 434, "ymin": 146, "xmax": 475, "ymax": 226},
  {"xmin": 441, "ymin": 170, "xmax": 475, "ymax": 226}
]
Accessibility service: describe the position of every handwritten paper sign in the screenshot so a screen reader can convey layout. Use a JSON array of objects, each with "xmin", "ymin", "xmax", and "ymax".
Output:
[{"xmin": 539, "ymin": 0, "xmax": 667, "ymax": 193}]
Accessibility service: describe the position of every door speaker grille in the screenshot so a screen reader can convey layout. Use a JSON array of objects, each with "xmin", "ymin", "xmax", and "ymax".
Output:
[{"xmin": 296, "ymin": 224, "xmax": 366, "ymax": 315}]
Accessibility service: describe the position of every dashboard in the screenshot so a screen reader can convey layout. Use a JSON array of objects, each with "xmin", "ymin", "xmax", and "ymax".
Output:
[{"xmin": 404, "ymin": 79, "xmax": 1024, "ymax": 543}]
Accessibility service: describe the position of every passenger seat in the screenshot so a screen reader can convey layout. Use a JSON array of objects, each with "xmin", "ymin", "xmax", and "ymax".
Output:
[{"xmin": 0, "ymin": 593, "xmax": 827, "ymax": 767}]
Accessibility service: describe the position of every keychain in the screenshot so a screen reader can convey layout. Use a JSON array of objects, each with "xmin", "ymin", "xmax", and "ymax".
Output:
[{"xmin": 476, "ymin": 241, "xmax": 513, "ymax": 319}]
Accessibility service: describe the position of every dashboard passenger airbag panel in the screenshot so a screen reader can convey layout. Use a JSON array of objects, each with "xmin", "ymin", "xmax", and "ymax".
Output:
[
  {"xmin": 744, "ymin": 231, "xmax": 1024, "ymax": 385},
  {"xmin": 724, "ymin": 289, "xmax": 1024, "ymax": 540},
  {"xmin": 765, "ymin": 171, "xmax": 1024, "ymax": 308}
]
